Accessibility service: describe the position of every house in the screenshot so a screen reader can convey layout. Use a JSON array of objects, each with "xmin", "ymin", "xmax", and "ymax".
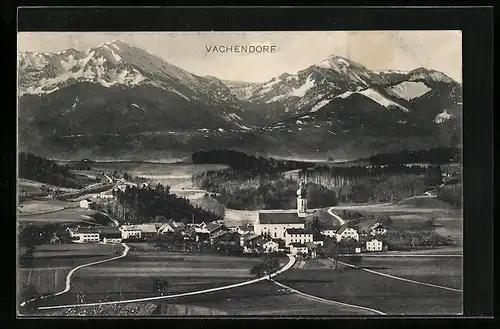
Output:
[
  {"xmin": 240, "ymin": 233, "xmax": 262, "ymax": 247},
  {"xmin": 370, "ymin": 223, "xmax": 388, "ymax": 236},
  {"xmin": 100, "ymin": 228, "xmax": 123, "ymax": 244},
  {"xmin": 284, "ymin": 228, "xmax": 313, "ymax": 247},
  {"xmin": 366, "ymin": 238, "xmax": 383, "ymax": 252},
  {"xmin": 120, "ymin": 224, "xmax": 158, "ymax": 240},
  {"xmin": 96, "ymin": 190, "xmax": 114, "ymax": 199},
  {"xmin": 79, "ymin": 199, "xmax": 93, "ymax": 209},
  {"xmin": 312, "ymin": 234, "xmax": 324, "ymax": 247},
  {"xmin": 169, "ymin": 220, "xmax": 186, "ymax": 231},
  {"xmin": 236, "ymin": 224, "xmax": 254, "ymax": 235},
  {"xmin": 212, "ymin": 231, "xmax": 241, "ymax": 246},
  {"xmin": 158, "ymin": 223, "xmax": 175, "ymax": 234},
  {"xmin": 69, "ymin": 227, "xmax": 100, "ymax": 243},
  {"xmin": 263, "ymin": 240, "xmax": 280, "ymax": 253},
  {"xmin": 289, "ymin": 243, "xmax": 309, "ymax": 256},
  {"xmin": 335, "ymin": 224, "xmax": 359, "ymax": 242},
  {"xmin": 320, "ymin": 226, "xmax": 340, "ymax": 238},
  {"xmin": 205, "ymin": 222, "xmax": 230, "ymax": 238},
  {"xmin": 120, "ymin": 226, "xmax": 142, "ymax": 240}
]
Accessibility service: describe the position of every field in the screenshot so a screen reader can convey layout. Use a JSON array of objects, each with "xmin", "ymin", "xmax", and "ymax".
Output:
[
  {"xmin": 155, "ymin": 280, "xmax": 374, "ymax": 316},
  {"xmin": 18, "ymin": 244, "xmax": 124, "ymax": 296},
  {"xmin": 18, "ymin": 199, "xmax": 78, "ymax": 215},
  {"xmin": 88, "ymin": 162, "xmax": 228, "ymax": 190},
  {"xmin": 274, "ymin": 257, "xmax": 462, "ymax": 315},
  {"xmin": 36, "ymin": 246, "xmax": 267, "ymax": 307},
  {"xmin": 17, "ymin": 207, "xmax": 106, "ymax": 225}
]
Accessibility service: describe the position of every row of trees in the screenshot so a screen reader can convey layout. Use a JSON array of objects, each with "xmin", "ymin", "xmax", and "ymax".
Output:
[
  {"xmin": 366, "ymin": 147, "xmax": 461, "ymax": 165},
  {"xmin": 100, "ymin": 183, "xmax": 222, "ymax": 224},
  {"xmin": 191, "ymin": 149, "xmax": 313, "ymax": 174}
]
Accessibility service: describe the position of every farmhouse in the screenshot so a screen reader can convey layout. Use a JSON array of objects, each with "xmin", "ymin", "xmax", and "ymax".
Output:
[
  {"xmin": 284, "ymin": 228, "xmax": 313, "ymax": 247},
  {"xmin": 312, "ymin": 234, "xmax": 324, "ymax": 247},
  {"xmin": 120, "ymin": 226, "xmax": 142, "ymax": 240},
  {"xmin": 235, "ymin": 224, "xmax": 254, "ymax": 235},
  {"xmin": 289, "ymin": 243, "xmax": 308, "ymax": 256},
  {"xmin": 370, "ymin": 223, "xmax": 388, "ymax": 236},
  {"xmin": 206, "ymin": 222, "xmax": 230, "ymax": 238},
  {"xmin": 158, "ymin": 223, "xmax": 175, "ymax": 234},
  {"xmin": 263, "ymin": 240, "xmax": 280, "ymax": 253},
  {"xmin": 69, "ymin": 227, "xmax": 100, "ymax": 243},
  {"xmin": 212, "ymin": 231, "xmax": 240, "ymax": 246},
  {"xmin": 79, "ymin": 198, "xmax": 94, "ymax": 209},
  {"xmin": 240, "ymin": 233, "xmax": 262, "ymax": 247},
  {"xmin": 335, "ymin": 224, "xmax": 359, "ymax": 242},
  {"xmin": 100, "ymin": 227, "xmax": 123, "ymax": 244},
  {"xmin": 254, "ymin": 181, "xmax": 308, "ymax": 239},
  {"xmin": 120, "ymin": 224, "xmax": 158, "ymax": 240},
  {"xmin": 366, "ymin": 238, "xmax": 383, "ymax": 252}
]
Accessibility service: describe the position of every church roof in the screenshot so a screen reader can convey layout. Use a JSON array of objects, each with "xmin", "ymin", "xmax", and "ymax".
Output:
[{"xmin": 258, "ymin": 212, "xmax": 306, "ymax": 225}]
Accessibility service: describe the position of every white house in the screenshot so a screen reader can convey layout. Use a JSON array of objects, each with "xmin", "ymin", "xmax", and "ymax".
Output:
[
  {"xmin": 102, "ymin": 233, "xmax": 122, "ymax": 244},
  {"xmin": 119, "ymin": 226, "xmax": 142, "ymax": 239},
  {"xmin": 366, "ymin": 238, "xmax": 383, "ymax": 252},
  {"xmin": 284, "ymin": 228, "xmax": 313, "ymax": 247},
  {"xmin": 263, "ymin": 240, "xmax": 279, "ymax": 253},
  {"xmin": 158, "ymin": 223, "xmax": 175, "ymax": 234},
  {"xmin": 320, "ymin": 226, "xmax": 339, "ymax": 238},
  {"xmin": 336, "ymin": 224, "xmax": 359, "ymax": 242},
  {"xmin": 289, "ymin": 243, "xmax": 308, "ymax": 256},
  {"xmin": 370, "ymin": 223, "xmax": 388, "ymax": 236},
  {"xmin": 79, "ymin": 199, "xmax": 93, "ymax": 209},
  {"xmin": 69, "ymin": 227, "xmax": 100, "ymax": 243}
]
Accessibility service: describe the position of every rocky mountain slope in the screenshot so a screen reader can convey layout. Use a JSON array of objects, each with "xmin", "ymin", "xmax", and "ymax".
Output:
[{"xmin": 18, "ymin": 41, "xmax": 462, "ymax": 161}]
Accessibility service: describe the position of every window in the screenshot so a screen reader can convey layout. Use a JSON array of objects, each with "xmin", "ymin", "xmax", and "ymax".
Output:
[{"xmin": 274, "ymin": 232, "xmax": 277, "ymax": 238}]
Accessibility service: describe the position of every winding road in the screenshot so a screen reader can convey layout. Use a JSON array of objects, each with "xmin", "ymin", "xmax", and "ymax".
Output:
[{"xmin": 20, "ymin": 243, "xmax": 131, "ymax": 308}]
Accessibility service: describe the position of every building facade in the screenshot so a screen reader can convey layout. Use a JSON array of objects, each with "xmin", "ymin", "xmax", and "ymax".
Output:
[
  {"xmin": 336, "ymin": 225, "xmax": 359, "ymax": 242},
  {"xmin": 263, "ymin": 240, "xmax": 279, "ymax": 253},
  {"xmin": 284, "ymin": 228, "xmax": 313, "ymax": 247},
  {"xmin": 366, "ymin": 239, "xmax": 383, "ymax": 251}
]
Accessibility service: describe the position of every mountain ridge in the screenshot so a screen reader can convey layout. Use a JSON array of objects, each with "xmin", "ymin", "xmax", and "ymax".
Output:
[{"xmin": 18, "ymin": 40, "xmax": 462, "ymax": 160}]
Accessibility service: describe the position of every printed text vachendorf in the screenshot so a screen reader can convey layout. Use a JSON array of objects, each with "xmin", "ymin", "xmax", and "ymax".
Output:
[{"xmin": 205, "ymin": 45, "xmax": 277, "ymax": 53}]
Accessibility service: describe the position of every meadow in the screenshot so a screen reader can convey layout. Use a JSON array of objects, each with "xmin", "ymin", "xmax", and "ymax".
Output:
[{"xmin": 274, "ymin": 257, "xmax": 462, "ymax": 315}]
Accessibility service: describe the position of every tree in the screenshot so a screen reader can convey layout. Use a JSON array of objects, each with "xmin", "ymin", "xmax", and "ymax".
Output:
[
  {"xmin": 249, "ymin": 255, "xmax": 281, "ymax": 279},
  {"xmin": 325, "ymin": 239, "xmax": 340, "ymax": 269},
  {"xmin": 154, "ymin": 278, "xmax": 170, "ymax": 296}
]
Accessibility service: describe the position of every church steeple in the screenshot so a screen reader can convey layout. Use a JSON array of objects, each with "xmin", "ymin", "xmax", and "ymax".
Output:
[{"xmin": 296, "ymin": 180, "xmax": 307, "ymax": 217}]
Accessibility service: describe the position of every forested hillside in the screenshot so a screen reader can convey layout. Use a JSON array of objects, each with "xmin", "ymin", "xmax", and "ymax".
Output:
[
  {"xmin": 18, "ymin": 153, "xmax": 84, "ymax": 189},
  {"xmin": 97, "ymin": 183, "xmax": 222, "ymax": 224}
]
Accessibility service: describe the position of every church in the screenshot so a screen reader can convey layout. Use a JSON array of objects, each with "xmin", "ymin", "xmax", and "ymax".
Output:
[{"xmin": 253, "ymin": 181, "xmax": 309, "ymax": 240}]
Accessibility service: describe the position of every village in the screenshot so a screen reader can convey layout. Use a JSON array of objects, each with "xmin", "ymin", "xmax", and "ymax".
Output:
[{"xmin": 63, "ymin": 180, "xmax": 388, "ymax": 259}]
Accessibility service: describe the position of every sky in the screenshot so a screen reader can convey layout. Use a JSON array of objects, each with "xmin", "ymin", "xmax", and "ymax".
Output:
[{"xmin": 17, "ymin": 31, "xmax": 462, "ymax": 83}]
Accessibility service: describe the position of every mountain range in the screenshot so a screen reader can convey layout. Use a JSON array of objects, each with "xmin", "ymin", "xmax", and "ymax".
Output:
[{"xmin": 17, "ymin": 40, "xmax": 462, "ymax": 161}]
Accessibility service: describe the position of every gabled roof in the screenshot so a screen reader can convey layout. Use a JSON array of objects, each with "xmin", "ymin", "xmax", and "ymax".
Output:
[
  {"xmin": 337, "ymin": 224, "xmax": 357, "ymax": 235},
  {"xmin": 158, "ymin": 223, "xmax": 174, "ymax": 232},
  {"xmin": 258, "ymin": 212, "xmax": 306, "ymax": 225},
  {"xmin": 243, "ymin": 234, "xmax": 261, "ymax": 242},
  {"xmin": 212, "ymin": 231, "xmax": 239, "ymax": 241},
  {"xmin": 121, "ymin": 224, "xmax": 157, "ymax": 233},
  {"xmin": 205, "ymin": 222, "xmax": 227, "ymax": 233},
  {"xmin": 285, "ymin": 228, "xmax": 312, "ymax": 235},
  {"xmin": 263, "ymin": 240, "xmax": 279, "ymax": 245},
  {"xmin": 370, "ymin": 223, "xmax": 387, "ymax": 230}
]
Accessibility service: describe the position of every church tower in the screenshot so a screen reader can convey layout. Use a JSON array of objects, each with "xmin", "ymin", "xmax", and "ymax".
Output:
[{"xmin": 296, "ymin": 181, "xmax": 308, "ymax": 217}]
